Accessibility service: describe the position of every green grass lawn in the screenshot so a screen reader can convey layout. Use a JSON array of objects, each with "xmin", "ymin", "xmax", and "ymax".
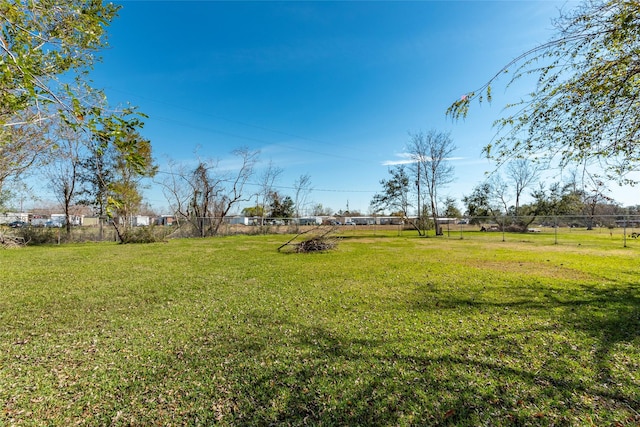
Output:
[{"xmin": 1, "ymin": 230, "xmax": 639, "ymax": 426}]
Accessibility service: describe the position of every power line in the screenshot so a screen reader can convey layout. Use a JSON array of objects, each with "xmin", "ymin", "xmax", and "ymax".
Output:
[
  {"xmin": 148, "ymin": 114, "xmax": 371, "ymax": 164},
  {"xmin": 152, "ymin": 170, "xmax": 377, "ymax": 194},
  {"xmin": 107, "ymin": 87, "xmax": 374, "ymax": 163}
]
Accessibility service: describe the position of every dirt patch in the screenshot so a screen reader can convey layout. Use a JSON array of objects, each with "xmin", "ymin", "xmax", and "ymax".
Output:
[{"xmin": 468, "ymin": 260, "xmax": 595, "ymax": 281}]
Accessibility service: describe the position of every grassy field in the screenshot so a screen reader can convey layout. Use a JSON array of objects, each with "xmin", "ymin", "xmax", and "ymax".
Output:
[{"xmin": 1, "ymin": 229, "xmax": 639, "ymax": 426}]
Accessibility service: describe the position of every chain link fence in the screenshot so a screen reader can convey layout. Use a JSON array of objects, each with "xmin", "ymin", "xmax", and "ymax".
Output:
[
  {"xmin": 3, "ymin": 214, "xmax": 640, "ymax": 247},
  {"xmin": 432, "ymin": 215, "xmax": 640, "ymax": 248}
]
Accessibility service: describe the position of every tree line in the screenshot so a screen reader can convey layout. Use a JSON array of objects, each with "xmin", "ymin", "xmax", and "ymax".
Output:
[
  {"xmin": 2, "ymin": 0, "xmax": 639, "ymax": 241},
  {"xmin": 369, "ymin": 132, "xmax": 640, "ymax": 235},
  {"xmin": 0, "ymin": 1, "xmax": 155, "ymax": 242}
]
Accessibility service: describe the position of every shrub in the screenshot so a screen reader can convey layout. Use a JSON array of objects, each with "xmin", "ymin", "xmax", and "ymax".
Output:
[
  {"xmin": 119, "ymin": 226, "xmax": 166, "ymax": 244},
  {"xmin": 16, "ymin": 227, "xmax": 61, "ymax": 245}
]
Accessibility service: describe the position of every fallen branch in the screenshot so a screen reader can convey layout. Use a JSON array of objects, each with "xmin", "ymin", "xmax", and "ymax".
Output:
[
  {"xmin": 277, "ymin": 226, "xmax": 339, "ymax": 253},
  {"xmin": 0, "ymin": 234, "xmax": 27, "ymax": 248}
]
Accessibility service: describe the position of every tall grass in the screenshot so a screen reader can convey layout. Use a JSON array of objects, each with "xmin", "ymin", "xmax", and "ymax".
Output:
[{"xmin": 1, "ymin": 231, "xmax": 638, "ymax": 425}]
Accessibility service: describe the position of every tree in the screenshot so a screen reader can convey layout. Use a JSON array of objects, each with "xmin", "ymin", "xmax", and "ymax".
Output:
[
  {"xmin": 2, "ymin": 2, "xmax": 150, "ymax": 222},
  {"xmin": 524, "ymin": 182, "xmax": 583, "ymax": 223},
  {"xmin": 161, "ymin": 148, "xmax": 259, "ymax": 237},
  {"xmin": 293, "ymin": 174, "xmax": 312, "ymax": 218},
  {"xmin": 370, "ymin": 165, "xmax": 416, "ymax": 229},
  {"xmin": 0, "ymin": 109, "xmax": 52, "ymax": 196},
  {"xmin": 45, "ymin": 123, "xmax": 85, "ymax": 236},
  {"xmin": 79, "ymin": 111, "xmax": 156, "ymax": 242},
  {"xmin": 442, "ymin": 197, "xmax": 462, "ymax": 218},
  {"xmin": 455, "ymin": 159, "xmax": 540, "ymax": 231},
  {"xmin": 242, "ymin": 205, "xmax": 264, "ymax": 218},
  {"xmin": 310, "ymin": 203, "xmax": 332, "ymax": 216},
  {"xmin": 486, "ymin": 174, "xmax": 510, "ymax": 216},
  {"xmin": 448, "ymin": 0, "xmax": 640, "ymax": 182},
  {"xmin": 481, "ymin": 159, "xmax": 542, "ymax": 230},
  {"xmin": 1, "ymin": 1, "xmax": 120, "ymax": 127},
  {"xmin": 564, "ymin": 167, "xmax": 616, "ymax": 228},
  {"xmin": 462, "ymin": 182, "xmax": 502, "ymax": 224},
  {"xmin": 108, "ymin": 130, "xmax": 156, "ymax": 238},
  {"xmin": 506, "ymin": 159, "xmax": 541, "ymax": 217},
  {"xmin": 408, "ymin": 130, "xmax": 456, "ymax": 236},
  {"xmin": 268, "ymin": 191, "xmax": 294, "ymax": 219},
  {"xmin": 211, "ymin": 148, "xmax": 258, "ymax": 235},
  {"xmin": 580, "ymin": 172, "xmax": 614, "ymax": 229},
  {"xmin": 78, "ymin": 133, "xmax": 113, "ymax": 224},
  {"xmin": 256, "ymin": 160, "xmax": 282, "ymax": 226},
  {"xmin": 190, "ymin": 162, "xmax": 218, "ymax": 237},
  {"xmin": 0, "ymin": 187, "xmax": 10, "ymax": 210},
  {"xmin": 159, "ymin": 160, "xmax": 194, "ymax": 231}
]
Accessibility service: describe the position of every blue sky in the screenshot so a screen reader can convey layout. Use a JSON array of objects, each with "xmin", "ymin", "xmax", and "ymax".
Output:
[{"xmin": 87, "ymin": 0, "xmax": 638, "ymax": 215}]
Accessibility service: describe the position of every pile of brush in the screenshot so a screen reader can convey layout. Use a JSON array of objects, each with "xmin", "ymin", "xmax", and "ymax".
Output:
[
  {"xmin": 0, "ymin": 235, "xmax": 26, "ymax": 249},
  {"xmin": 278, "ymin": 226, "xmax": 339, "ymax": 253},
  {"xmin": 293, "ymin": 235, "xmax": 337, "ymax": 253}
]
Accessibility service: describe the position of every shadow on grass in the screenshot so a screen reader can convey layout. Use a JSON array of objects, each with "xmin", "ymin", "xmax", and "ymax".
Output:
[
  {"xmin": 409, "ymin": 281, "xmax": 640, "ymax": 419},
  {"xmin": 67, "ymin": 283, "xmax": 638, "ymax": 426},
  {"xmin": 199, "ymin": 333, "xmax": 630, "ymax": 425},
  {"xmin": 204, "ymin": 282, "xmax": 640, "ymax": 425},
  {"xmin": 569, "ymin": 284, "xmax": 640, "ymax": 393},
  {"xmin": 144, "ymin": 285, "xmax": 636, "ymax": 426}
]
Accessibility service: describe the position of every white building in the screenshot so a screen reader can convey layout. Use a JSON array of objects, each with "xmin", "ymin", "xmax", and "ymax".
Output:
[
  {"xmin": 0, "ymin": 212, "xmax": 29, "ymax": 224},
  {"xmin": 131, "ymin": 215, "xmax": 150, "ymax": 227}
]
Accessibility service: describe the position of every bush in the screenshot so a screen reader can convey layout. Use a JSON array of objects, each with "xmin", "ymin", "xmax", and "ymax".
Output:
[
  {"xmin": 119, "ymin": 226, "xmax": 166, "ymax": 244},
  {"xmin": 16, "ymin": 227, "xmax": 62, "ymax": 245}
]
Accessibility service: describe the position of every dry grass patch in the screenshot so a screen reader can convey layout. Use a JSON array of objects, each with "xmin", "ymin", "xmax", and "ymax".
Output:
[{"xmin": 467, "ymin": 260, "xmax": 595, "ymax": 281}]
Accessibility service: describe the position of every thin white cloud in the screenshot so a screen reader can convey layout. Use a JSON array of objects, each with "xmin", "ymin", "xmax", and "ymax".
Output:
[
  {"xmin": 382, "ymin": 152, "xmax": 465, "ymax": 166},
  {"xmin": 382, "ymin": 159, "xmax": 415, "ymax": 166}
]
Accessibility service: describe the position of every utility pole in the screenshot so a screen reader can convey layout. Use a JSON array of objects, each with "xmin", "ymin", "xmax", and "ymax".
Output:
[{"xmin": 416, "ymin": 160, "xmax": 421, "ymax": 234}]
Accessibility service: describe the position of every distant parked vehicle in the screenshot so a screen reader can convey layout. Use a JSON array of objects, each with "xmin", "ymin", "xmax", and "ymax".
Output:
[
  {"xmin": 344, "ymin": 220, "xmax": 356, "ymax": 226},
  {"xmin": 8, "ymin": 220, "xmax": 26, "ymax": 228},
  {"xmin": 31, "ymin": 218, "xmax": 48, "ymax": 227},
  {"xmin": 45, "ymin": 220, "xmax": 63, "ymax": 228}
]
